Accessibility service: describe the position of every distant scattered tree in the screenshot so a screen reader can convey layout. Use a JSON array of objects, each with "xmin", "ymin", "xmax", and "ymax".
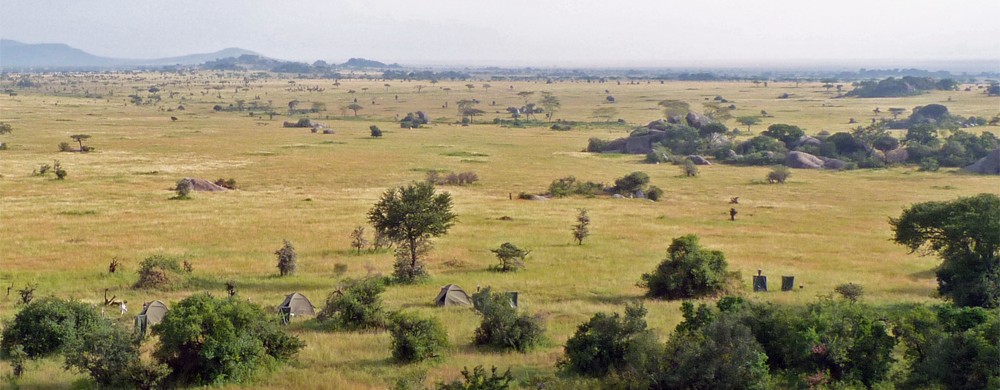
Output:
[
  {"xmin": 572, "ymin": 208, "xmax": 590, "ymax": 245},
  {"xmin": 310, "ymin": 101, "xmax": 326, "ymax": 113},
  {"xmin": 491, "ymin": 242, "xmax": 530, "ymax": 272},
  {"xmin": 539, "ymin": 92, "xmax": 561, "ymax": 121},
  {"xmin": 70, "ymin": 134, "xmax": 91, "ymax": 151},
  {"xmin": 516, "ymin": 91, "xmax": 534, "ymax": 104},
  {"xmin": 592, "ymin": 106, "xmax": 619, "ymax": 122},
  {"xmin": 351, "ymin": 226, "xmax": 368, "ymax": 254},
  {"xmin": 345, "ymin": 103, "xmax": 364, "ymax": 116},
  {"xmin": 736, "ymin": 116, "xmax": 761, "ymax": 133},
  {"xmin": 890, "ymin": 194, "xmax": 1000, "ymax": 308},
  {"xmin": 384, "ymin": 83, "xmax": 391, "ymax": 91},
  {"xmin": 702, "ymin": 102, "xmax": 733, "ymax": 123},
  {"xmin": 0, "ymin": 122, "xmax": 11, "ymax": 134},
  {"xmin": 287, "ymin": 100, "xmax": 299, "ymax": 113},
  {"xmin": 659, "ymin": 99, "xmax": 690, "ymax": 118},
  {"xmin": 368, "ymin": 182, "xmax": 456, "ymax": 283},
  {"xmin": 482, "ymin": 83, "xmax": 492, "ymax": 92},
  {"xmin": 888, "ymin": 107, "xmax": 907, "ymax": 120},
  {"xmin": 415, "ymin": 85, "xmax": 425, "ymax": 93},
  {"xmin": 275, "ymin": 239, "xmax": 297, "ymax": 276},
  {"xmin": 465, "ymin": 83, "xmax": 475, "ymax": 92}
]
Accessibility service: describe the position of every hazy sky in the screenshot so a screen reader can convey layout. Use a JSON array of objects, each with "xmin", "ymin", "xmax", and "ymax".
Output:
[{"xmin": 2, "ymin": 0, "xmax": 998, "ymax": 68}]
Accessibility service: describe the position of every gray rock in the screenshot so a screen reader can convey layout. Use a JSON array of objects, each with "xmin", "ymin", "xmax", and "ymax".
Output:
[
  {"xmin": 885, "ymin": 148, "xmax": 909, "ymax": 165},
  {"xmin": 818, "ymin": 157, "xmax": 847, "ymax": 170},
  {"xmin": 611, "ymin": 194, "xmax": 625, "ymax": 199},
  {"xmin": 962, "ymin": 148, "xmax": 1000, "ymax": 175},
  {"xmin": 685, "ymin": 112, "xmax": 713, "ymax": 129},
  {"xmin": 625, "ymin": 134, "xmax": 656, "ymax": 154},
  {"xmin": 687, "ymin": 155, "xmax": 712, "ymax": 165},
  {"xmin": 529, "ymin": 195, "xmax": 550, "ymax": 201},
  {"xmin": 785, "ymin": 151, "xmax": 825, "ymax": 169},
  {"xmin": 795, "ymin": 135, "xmax": 822, "ymax": 148}
]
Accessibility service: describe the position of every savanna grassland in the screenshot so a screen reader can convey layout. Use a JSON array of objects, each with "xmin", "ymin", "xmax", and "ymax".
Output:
[{"xmin": 0, "ymin": 72, "xmax": 997, "ymax": 389}]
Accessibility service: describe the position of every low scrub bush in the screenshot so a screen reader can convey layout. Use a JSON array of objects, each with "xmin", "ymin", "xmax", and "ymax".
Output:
[
  {"xmin": 388, "ymin": 311, "xmax": 448, "ymax": 363},
  {"xmin": 0, "ymin": 297, "xmax": 102, "ymax": 359},
  {"xmin": 559, "ymin": 302, "xmax": 661, "ymax": 378},
  {"xmin": 317, "ymin": 278, "xmax": 388, "ymax": 331},
  {"xmin": 767, "ymin": 165, "xmax": 791, "ymax": 183},
  {"xmin": 134, "ymin": 255, "xmax": 187, "ymax": 290},
  {"xmin": 472, "ymin": 288, "xmax": 545, "ymax": 352}
]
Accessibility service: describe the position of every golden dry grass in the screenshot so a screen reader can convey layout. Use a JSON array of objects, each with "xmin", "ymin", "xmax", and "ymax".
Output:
[{"xmin": 0, "ymin": 73, "xmax": 997, "ymax": 388}]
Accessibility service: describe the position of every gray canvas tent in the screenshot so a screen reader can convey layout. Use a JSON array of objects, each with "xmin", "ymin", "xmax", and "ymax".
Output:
[
  {"xmin": 135, "ymin": 300, "xmax": 169, "ymax": 336},
  {"xmin": 278, "ymin": 292, "xmax": 315, "ymax": 324},
  {"xmin": 434, "ymin": 284, "xmax": 472, "ymax": 306}
]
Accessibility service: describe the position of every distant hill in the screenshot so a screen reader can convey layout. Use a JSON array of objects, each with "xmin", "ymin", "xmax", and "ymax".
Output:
[
  {"xmin": 0, "ymin": 39, "xmax": 259, "ymax": 69},
  {"xmin": 341, "ymin": 58, "xmax": 401, "ymax": 68}
]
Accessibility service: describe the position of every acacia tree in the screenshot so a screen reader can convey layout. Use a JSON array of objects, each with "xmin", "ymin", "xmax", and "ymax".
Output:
[
  {"xmin": 345, "ymin": 103, "xmax": 364, "ymax": 116},
  {"xmin": 659, "ymin": 100, "xmax": 690, "ymax": 118},
  {"xmin": 368, "ymin": 182, "xmax": 456, "ymax": 282},
  {"xmin": 491, "ymin": 242, "xmax": 530, "ymax": 272},
  {"xmin": 890, "ymin": 193, "xmax": 999, "ymax": 308},
  {"xmin": 70, "ymin": 134, "xmax": 91, "ymax": 151},
  {"xmin": 539, "ymin": 92, "xmax": 561, "ymax": 121},
  {"xmin": 736, "ymin": 116, "xmax": 761, "ymax": 133}
]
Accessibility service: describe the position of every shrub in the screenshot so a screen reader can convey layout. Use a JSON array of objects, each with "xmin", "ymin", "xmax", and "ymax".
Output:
[
  {"xmin": 490, "ymin": 242, "xmax": 530, "ymax": 272},
  {"xmin": 572, "ymin": 208, "xmax": 590, "ymax": 245},
  {"xmin": 350, "ymin": 226, "xmax": 368, "ymax": 254},
  {"xmin": 64, "ymin": 319, "xmax": 170, "ymax": 389},
  {"xmin": 682, "ymin": 160, "xmax": 698, "ymax": 177},
  {"xmin": 436, "ymin": 365, "xmax": 513, "ymax": 390},
  {"xmin": 213, "ymin": 178, "xmax": 237, "ymax": 189},
  {"xmin": 559, "ymin": 302, "xmax": 661, "ymax": 378},
  {"xmin": 613, "ymin": 171, "xmax": 650, "ymax": 195},
  {"xmin": 59, "ymin": 142, "xmax": 72, "ymax": 152},
  {"xmin": 897, "ymin": 305, "xmax": 999, "ymax": 390},
  {"xmin": 646, "ymin": 185, "xmax": 664, "ymax": 202},
  {"xmin": 472, "ymin": 288, "xmax": 545, "ymax": 352},
  {"xmin": 918, "ymin": 157, "xmax": 940, "ymax": 172},
  {"xmin": 388, "ymin": 311, "xmax": 448, "ymax": 363},
  {"xmin": 317, "ymin": 278, "xmax": 388, "ymax": 331},
  {"xmin": 0, "ymin": 298, "xmax": 102, "ymax": 359},
  {"xmin": 370, "ymin": 125, "xmax": 383, "ymax": 137},
  {"xmin": 548, "ymin": 176, "xmax": 604, "ymax": 197},
  {"xmin": 174, "ymin": 178, "xmax": 193, "ymax": 199},
  {"xmin": 275, "ymin": 239, "xmax": 297, "ymax": 276},
  {"xmin": 550, "ymin": 123, "xmax": 571, "ymax": 131},
  {"xmin": 658, "ymin": 314, "xmax": 771, "ymax": 389},
  {"xmin": 152, "ymin": 294, "xmax": 304, "ymax": 385},
  {"xmin": 834, "ymin": 283, "xmax": 865, "ymax": 302},
  {"xmin": 640, "ymin": 235, "xmax": 729, "ymax": 299},
  {"xmin": 762, "ymin": 124, "xmax": 805, "ymax": 148},
  {"xmin": 645, "ymin": 150, "xmax": 669, "ymax": 164},
  {"xmin": 54, "ymin": 162, "xmax": 67, "ymax": 180},
  {"xmin": 134, "ymin": 254, "xmax": 186, "ymax": 290},
  {"xmin": 767, "ymin": 165, "xmax": 791, "ymax": 183}
]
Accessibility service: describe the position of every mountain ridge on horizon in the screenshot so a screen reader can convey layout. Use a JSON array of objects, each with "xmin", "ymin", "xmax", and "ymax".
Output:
[{"xmin": 0, "ymin": 39, "xmax": 260, "ymax": 69}]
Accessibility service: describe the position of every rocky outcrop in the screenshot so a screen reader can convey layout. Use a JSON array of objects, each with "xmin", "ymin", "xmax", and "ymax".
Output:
[
  {"xmin": 785, "ymin": 151, "xmax": 825, "ymax": 169},
  {"xmin": 962, "ymin": 148, "xmax": 1000, "ymax": 175}
]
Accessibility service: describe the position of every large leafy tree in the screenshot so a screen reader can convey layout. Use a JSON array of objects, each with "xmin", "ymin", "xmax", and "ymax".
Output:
[
  {"xmin": 890, "ymin": 193, "xmax": 1000, "ymax": 308},
  {"xmin": 368, "ymin": 182, "xmax": 456, "ymax": 282}
]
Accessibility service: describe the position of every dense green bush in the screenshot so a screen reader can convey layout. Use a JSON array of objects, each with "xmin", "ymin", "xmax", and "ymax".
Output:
[
  {"xmin": 490, "ymin": 242, "xmax": 530, "ymax": 272},
  {"xmin": 134, "ymin": 254, "xmax": 186, "ymax": 290},
  {"xmin": 64, "ymin": 319, "xmax": 170, "ymax": 389},
  {"xmin": 645, "ymin": 185, "xmax": 664, "ymax": 201},
  {"xmin": 317, "ymin": 278, "xmax": 388, "ymax": 331},
  {"xmin": 658, "ymin": 314, "xmax": 771, "ymax": 390},
  {"xmin": 275, "ymin": 239, "xmax": 297, "ymax": 276},
  {"xmin": 896, "ymin": 305, "xmax": 999, "ymax": 390},
  {"xmin": 767, "ymin": 165, "xmax": 791, "ymax": 184},
  {"xmin": 612, "ymin": 171, "xmax": 649, "ymax": 195},
  {"xmin": 547, "ymin": 176, "xmax": 605, "ymax": 197},
  {"xmin": 639, "ymin": 235, "xmax": 730, "ymax": 299},
  {"xmin": 735, "ymin": 135, "xmax": 787, "ymax": 155},
  {"xmin": 152, "ymin": 294, "xmax": 304, "ymax": 385},
  {"xmin": 472, "ymin": 288, "xmax": 545, "ymax": 352},
  {"xmin": 388, "ymin": 311, "xmax": 449, "ymax": 363},
  {"xmin": 761, "ymin": 124, "xmax": 805, "ymax": 148},
  {"xmin": 0, "ymin": 298, "xmax": 102, "ymax": 359},
  {"xmin": 560, "ymin": 302, "xmax": 660, "ymax": 378}
]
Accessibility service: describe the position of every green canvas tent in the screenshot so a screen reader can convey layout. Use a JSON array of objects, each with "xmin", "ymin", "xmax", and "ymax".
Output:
[
  {"xmin": 434, "ymin": 284, "xmax": 472, "ymax": 306},
  {"xmin": 135, "ymin": 300, "xmax": 169, "ymax": 336},
  {"xmin": 277, "ymin": 292, "xmax": 315, "ymax": 324}
]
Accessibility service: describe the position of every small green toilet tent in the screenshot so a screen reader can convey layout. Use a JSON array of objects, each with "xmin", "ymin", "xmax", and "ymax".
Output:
[
  {"xmin": 135, "ymin": 300, "xmax": 169, "ymax": 336},
  {"xmin": 434, "ymin": 284, "xmax": 472, "ymax": 306}
]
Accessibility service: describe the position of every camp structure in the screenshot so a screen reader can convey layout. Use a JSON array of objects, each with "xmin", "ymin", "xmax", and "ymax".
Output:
[
  {"xmin": 277, "ymin": 292, "xmax": 316, "ymax": 324},
  {"xmin": 134, "ymin": 300, "xmax": 169, "ymax": 336},
  {"xmin": 434, "ymin": 284, "xmax": 472, "ymax": 307}
]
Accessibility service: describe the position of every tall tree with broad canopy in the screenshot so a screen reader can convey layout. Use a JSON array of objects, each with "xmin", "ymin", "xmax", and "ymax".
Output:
[
  {"xmin": 368, "ymin": 182, "xmax": 456, "ymax": 282},
  {"xmin": 890, "ymin": 193, "xmax": 1000, "ymax": 308}
]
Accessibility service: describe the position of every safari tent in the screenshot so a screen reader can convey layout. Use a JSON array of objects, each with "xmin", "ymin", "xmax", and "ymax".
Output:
[
  {"xmin": 135, "ymin": 300, "xmax": 169, "ymax": 336},
  {"xmin": 434, "ymin": 284, "xmax": 472, "ymax": 306},
  {"xmin": 277, "ymin": 292, "xmax": 315, "ymax": 324}
]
